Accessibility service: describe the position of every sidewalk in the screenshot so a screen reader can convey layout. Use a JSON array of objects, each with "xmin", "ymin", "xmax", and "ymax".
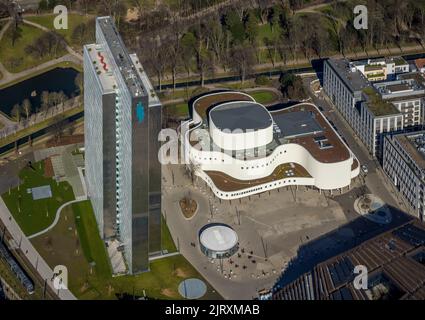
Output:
[{"xmin": 0, "ymin": 197, "xmax": 76, "ymax": 300}]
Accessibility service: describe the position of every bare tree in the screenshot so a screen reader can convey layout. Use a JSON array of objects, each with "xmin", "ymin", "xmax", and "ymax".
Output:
[
  {"xmin": 11, "ymin": 104, "xmax": 22, "ymax": 123},
  {"xmin": 229, "ymin": 45, "xmax": 255, "ymax": 83},
  {"xmin": 22, "ymin": 99, "xmax": 32, "ymax": 123}
]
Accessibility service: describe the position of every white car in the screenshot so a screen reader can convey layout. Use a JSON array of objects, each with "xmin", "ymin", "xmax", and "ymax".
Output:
[{"xmin": 361, "ymin": 164, "xmax": 368, "ymax": 174}]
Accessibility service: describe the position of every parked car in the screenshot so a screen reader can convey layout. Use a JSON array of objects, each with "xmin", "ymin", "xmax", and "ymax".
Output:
[{"xmin": 361, "ymin": 164, "xmax": 368, "ymax": 174}]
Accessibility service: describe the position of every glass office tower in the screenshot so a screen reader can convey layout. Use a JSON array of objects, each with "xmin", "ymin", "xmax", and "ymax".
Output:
[{"xmin": 84, "ymin": 16, "xmax": 162, "ymax": 274}]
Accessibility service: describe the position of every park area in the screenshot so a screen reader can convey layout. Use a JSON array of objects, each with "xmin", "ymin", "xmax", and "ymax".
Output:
[
  {"xmin": 0, "ymin": 22, "xmax": 67, "ymax": 73},
  {"xmin": 30, "ymin": 200, "xmax": 220, "ymax": 300},
  {"xmin": 1, "ymin": 160, "xmax": 75, "ymax": 236},
  {"xmin": 25, "ymin": 14, "xmax": 94, "ymax": 49}
]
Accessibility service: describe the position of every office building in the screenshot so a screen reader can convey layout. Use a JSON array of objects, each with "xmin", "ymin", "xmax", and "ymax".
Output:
[{"xmin": 84, "ymin": 16, "xmax": 162, "ymax": 274}]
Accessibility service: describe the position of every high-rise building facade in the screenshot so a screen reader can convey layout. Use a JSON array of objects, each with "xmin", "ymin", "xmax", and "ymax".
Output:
[{"xmin": 84, "ymin": 16, "xmax": 162, "ymax": 274}]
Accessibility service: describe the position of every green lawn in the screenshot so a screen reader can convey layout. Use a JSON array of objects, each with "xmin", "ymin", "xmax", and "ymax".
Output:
[
  {"xmin": 31, "ymin": 199, "xmax": 220, "ymax": 300},
  {"xmin": 250, "ymin": 90, "xmax": 278, "ymax": 105},
  {"xmin": 162, "ymin": 215, "xmax": 177, "ymax": 253},
  {"xmin": 26, "ymin": 14, "xmax": 94, "ymax": 48},
  {"xmin": 257, "ymin": 23, "xmax": 281, "ymax": 45},
  {"xmin": 166, "ymin": 103, "xmax": 189, "ymax": 118},
  {"xmin": 72, "ymin": 201, "xmax": 111, "ymax": 278},
  {"xmin": 2, "ymin": 161, "xmax": 75, "ymax": 236},
  {"xmin": 0, "ymin": 23, "xmax": 67, "ymax": 73}
]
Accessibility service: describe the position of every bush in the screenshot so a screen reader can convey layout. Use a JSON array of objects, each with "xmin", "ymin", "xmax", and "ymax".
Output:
[
  {"xmin": 279, "ymin": 72, "xmax": 307, "ymax": 101},
  {"xmin": 255, "ymin": 75, "xmax": 271, "ymax": 86}
]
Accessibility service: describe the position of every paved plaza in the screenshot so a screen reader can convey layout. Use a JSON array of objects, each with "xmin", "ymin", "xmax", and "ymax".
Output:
[{"xmin": 163, "ymin": 164, "xmax": 361, "ymax": 299}]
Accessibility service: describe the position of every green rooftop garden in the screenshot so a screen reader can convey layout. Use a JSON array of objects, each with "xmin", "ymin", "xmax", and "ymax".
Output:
[
  {"xmin": 393, "ymin": 57, "xmax": 407, "ymax": 66},
  {"xmin": 362, "ymin": 87, "xmax": 400, "ymax": 117},
  {"xmin": 365, "ymin": 65, "xmax": 383, "ymax": 72}
]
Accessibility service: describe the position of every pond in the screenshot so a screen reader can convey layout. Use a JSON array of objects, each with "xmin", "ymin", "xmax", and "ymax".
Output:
[{"xmin": 0, "ymin": 67, "xmax": 80, "ymax": 117}]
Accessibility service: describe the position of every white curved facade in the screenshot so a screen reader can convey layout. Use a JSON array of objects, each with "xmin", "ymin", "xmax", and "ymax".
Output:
[{"xmin": 183, "ymin": 91, "xmax": 360, "ymax": 200}]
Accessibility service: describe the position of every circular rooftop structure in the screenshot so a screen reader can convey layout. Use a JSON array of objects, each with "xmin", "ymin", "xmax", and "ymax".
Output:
[
  {"xmin": 199, "ymin": 223, "xmax": 238, "ymax": 259},
  {"xmin": 209, "ymin": 101, "xmax": 273, "ymax": 150},
  {"xmin": 209, "ymin": 101, "xmax": 272, "ymax": 131}
]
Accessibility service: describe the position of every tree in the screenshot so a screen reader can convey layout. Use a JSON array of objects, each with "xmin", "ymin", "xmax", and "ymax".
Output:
[
  {"xmin": 11, "ymin": 104, "xmax": 21, "ymax": 123},
  {"xmin": 256, "ymin": 0, "xmax": 273, "ymax": 24},
  {"xmin": 279, "ymin": 73, "xmax": 307, "ymax": 101},
  {"xmin": 245, "ymin": 13, "xmax": 259, "ymax": 45},
  {"xmin": 22, "ymin": 99, "xmax": 32, "ymax": 122},
  {"xmin": 141, "ymin": 36, "xmax": 170, "ymax": 91},
  {"xmin": 268, "ymin": 5, "xmax": 282, "ymax": 32},
  {"xmin": 229, "ymin": 45, "xmax": 255, "ymax": 83},
  {"xmin": 74, "ymin": 73, "xmax": 83, "ymax": 95},
  {"xmin": 167, "ymin": 19, "xmax": 183, "ymax": 91},
  {"xmin": 58, "ymin": 91, "xmax": 67, "ymax": 112},
  {"xmin": 180, "ymin": 32, "xmax": 197, "ymax": 81},
  {"xmin": 205, "ymin": 14, "xmax": 226, "ymax": 67},
  {"xmin": 10, "ymin": 24, "xmax": 22, "ymax": 47},
  {"xmin": 40, "ymin": 91, "xmax": 50, "ymax": 119},
  {"xmin": 225, "ymin": 11, "xmax": 245, "ymax": 44}
]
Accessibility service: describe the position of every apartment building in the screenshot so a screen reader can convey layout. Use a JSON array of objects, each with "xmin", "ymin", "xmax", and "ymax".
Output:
[{"xmin": 323, "ymin": 58, "xmax": 424, "ymax": 159}]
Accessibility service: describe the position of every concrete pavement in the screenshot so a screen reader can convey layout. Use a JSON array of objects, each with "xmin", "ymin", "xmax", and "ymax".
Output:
[{"xmin": 163, "ymin": 164, "xmax": 352, "ymax": 299}]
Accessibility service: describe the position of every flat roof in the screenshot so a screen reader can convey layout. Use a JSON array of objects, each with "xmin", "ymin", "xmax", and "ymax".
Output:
[
  {"xmin": 272, "ymin": 104, "xmax": 351, "ymax": 163},
  {"xmin": 129, "ymin": 54, "xmax": 161, "ymax": 107},
  {"xmin": 273, "ymin": 111, "xmax": 323, "ymax": 138},
  {"xmin": 96, "ymin": 16, "xmax": 146, "ymax": 97},
  {"xmin": 193, "ymin": 91, "xmax": 254, "ymax": 120},
  {"xmin": 394, "ymin": 131, "xmax": 425, "ymax": 171},
  {"xmin": 326, "ymin": 58, "xmax": 370, "ymax": 92},
  {"xmin": 84, "ymin": 43, "xmax": 116, "ymax": 92},
  {"xmin": 386, "ymin": 83, "xmax": 411, "ymax": 92},
  {"xmin": 209, "ymin": 101, "xmax": 272, "ymax": 131}
]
